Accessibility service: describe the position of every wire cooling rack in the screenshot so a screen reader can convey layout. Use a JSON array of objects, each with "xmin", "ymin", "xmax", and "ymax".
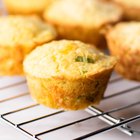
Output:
[{"xmin": 0, "ymin": 72, "xmax": 140, "ymax": 140}]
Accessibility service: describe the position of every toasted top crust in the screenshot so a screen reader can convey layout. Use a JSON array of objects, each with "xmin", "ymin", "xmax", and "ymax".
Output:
[
  {"xmin": 24, "ymin": 40, "xmax": 116, "ymax": 79},
  {"xmin": 44, "ymin": 0, "xmax": 122, "ymax": 28},
  {"xmin": 113, "ymin": 0, "xmax": 140, "ymax": 8},
  {"xmin": 107, "ymin": 22, "xmax": 140, "ymax": 49},
  {"xmin": 0, "ymin": 16, "xmax": 56, "ymax": 48},
  {"xmin": 4, "ymin": 0, "xmax": 52, "ymax": 14}
]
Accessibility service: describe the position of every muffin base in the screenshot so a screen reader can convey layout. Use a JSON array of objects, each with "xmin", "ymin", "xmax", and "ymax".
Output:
[
  {"xmin": 26, "ymin": 68, "xmax": 113, "ymax": 110},
  {"xmin": 107, "ymin": 39, "xmax": 140, "ymax": 81},
  {"xmin": 114, "ymin": 2, "xmax": 140, "ymax": 21},
  {"xmin": 45, "ymin": 21, "xmax": 106, "ymax": 48},
  {"xmin": 0, "ymin": 46, "xmax": 24, "ymax": 75}
]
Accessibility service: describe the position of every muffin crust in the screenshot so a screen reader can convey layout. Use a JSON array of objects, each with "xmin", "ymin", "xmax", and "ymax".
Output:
[
  {"xmin": 24, "ymin": 40, "xmax": 116, "ymax": 110},
  {"xmin": 0, "ymin": 16, "xmax": 57, "ymax": 75}
]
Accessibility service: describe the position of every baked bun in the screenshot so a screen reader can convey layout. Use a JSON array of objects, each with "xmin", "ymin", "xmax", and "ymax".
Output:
[
  {"xmin": 113, "ymin": 0, "xmax": 140, "ymax": 20},
  {"xmin": 106, "ymin": 22, "xmax": 140, "ymax": 81},
  {"xmin": 43, "ymin": 0, "xmax": 122, "ymax": 47},
  {"xmin": 0, "ymin": 15, "xmax": 57, "ymax": 75},
  {"xmin": 24, "ymin": 40, "xmax": 116, "ymax": 110},
  {"xmin": 4, "ymin": 0, "xmax": 54, "ymax": 15}
]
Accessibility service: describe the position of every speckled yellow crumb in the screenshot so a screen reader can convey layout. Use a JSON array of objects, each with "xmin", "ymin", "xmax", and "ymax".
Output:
[
  {"xmin": 24, "ymin": 40, "xmax": 117, "ymax": 110},
  {"xmin": 106, "ymin": 22, "xmax": 140, "ymax": 81},
  {"xmin": 43, "ymin": 0, "xmax": 122, "ymax": 46},
  {"xmin": 0, "ymin": 15, "xmax": 57, "ymax": 75}
]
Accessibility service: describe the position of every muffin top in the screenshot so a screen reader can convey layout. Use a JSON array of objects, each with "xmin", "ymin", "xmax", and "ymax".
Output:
[
  {"xmin": 24, "ymin": 40, "xmax": 116, "ymax": 79},
  {"xmin": 4, "ymin": 0, "xmax": 53, "ymax": 14},
  {"xmin": 44, "ymin": 0, "xmax": 122, "ymax": 28},
  {"xmin": 0, "ymin": 16, "xmax": 56, "ymax": 48},
  {"xmin": 113, "ymin": 0, "xmax": 140, "ymax": 8},
  {"xmin": 107, "ymin": 22, "xmax": 140, "ymax": 49}
]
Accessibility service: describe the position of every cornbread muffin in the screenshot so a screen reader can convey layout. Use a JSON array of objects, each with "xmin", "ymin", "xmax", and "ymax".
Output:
[
  {"xmin": 0, "ymin": 16, "xmax": 56, "ymax": 75},
  {"xmin": 43, "ymin": 0, "xmax": 122, "ymax": 47},
  {"xmin": 106, "ymin": 22, "xmax": 140, "ymax": 81},
  {"xmin": 112, "ymin": 0, "xmax": 140, "ymax": 20},
  {"xmin": 4, "ymin": 0, "xmax": 54, "ymax": 15},
  {"xmin": 24, "ymin": 40, "xmax": 117, "ymax": 110}
]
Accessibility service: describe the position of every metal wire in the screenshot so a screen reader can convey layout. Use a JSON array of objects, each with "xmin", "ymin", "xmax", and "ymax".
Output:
[
  {"xmin": 0, "ymin": 73, "xmax": 140, "ymax": 140},
  {"xmin": 74, "ymin": 115, "xmax": 140, "ymax": 140}
]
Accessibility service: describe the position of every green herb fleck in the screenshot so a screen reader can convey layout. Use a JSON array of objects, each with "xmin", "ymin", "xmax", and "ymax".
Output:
[
  {"xmin": 75, "ymin": 56, "xmax": 84, "ymax": 62},
  {"xmin": 87, "ymin": 57, "xmax": 94, "ymax": 63},
  {"xmin": 75, "ymin": 56, "xmax": 94, "ymax": 63},
  {"xmin": 82, "ymin": 70, "xmax": 88, "ymax": 74}
]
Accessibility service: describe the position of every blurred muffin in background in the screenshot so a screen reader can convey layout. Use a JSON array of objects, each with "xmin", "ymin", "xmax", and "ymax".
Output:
[
  {"xmin": 4, "ymin": 0, "xmax": 55, "ymax": 16},
  {"xmin": 0, "ymin": 15, "xmax": 57, "ymax": 75},
  {"xmin": 43, "ymin": 0, "xmax": 122, "ymax": 48},
  {"xmin": 112, "ymin": 0, "xmax": 140, "ymax": 20},
  {"xmin": 24, "ymin": 40, "xmax": 117, "ymax": 110},
  {"xmin": 106, "ymin": 22, "xmax": 140, "ymax": 81}
]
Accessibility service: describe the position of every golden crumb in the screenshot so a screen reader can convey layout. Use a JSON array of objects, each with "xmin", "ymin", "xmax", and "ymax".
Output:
[
  {"xmin": 24, "ymin": 40, "xmax": 116, "ymax": 110},
  {"xmin": 4, "ymin": 0, "xmax": 54, "ymax": 15},
  {"xmin": 0, "ymin": 15, "xmax": 57, "ymax": 75},
  {"xmin": 106, "ymin": 22, "xmax": 140, "ymax": 81},
  {"xmin": 113, "ymin": 0, "xmax": 140, "ymax": 20},
  {"xmin": 43, "ymin": 0, "xmax": 122, "ymax": 46}
]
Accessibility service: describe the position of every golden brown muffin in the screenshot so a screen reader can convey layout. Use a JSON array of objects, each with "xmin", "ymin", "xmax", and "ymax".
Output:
[
  {"xmin": 43, "ymin": 0, "xmax": 122, "ymax": 47},
  {"xmin": 112, "ymin": 0, "xmax": 140, "ymax": 20},
  {"xmin": 4, "ymin": 0, "xmax": 54, "ymax": 15},
  {"xmin": 0, "ymin": 15, "xmax": 57, "ymax": 75},
  {"xmin": 24, "ymin": 40, "xmax": 116, "ymax": 110},
  {"xmin": 106, "ymin": 22, "xmax": 140, "ymax": 81}
]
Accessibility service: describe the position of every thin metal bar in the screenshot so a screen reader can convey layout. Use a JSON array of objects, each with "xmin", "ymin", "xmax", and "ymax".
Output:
[
  {"xmin": 104, "ymin": 85, "xmax": 140, "ymax": 100},
  {"xmin": 18, "ymin": 110, "xmax": 64, "ymax": 126},
  {"xmin": 1, "ymin": 100, "xmax": 139, "ymax": 139},
  {"xmin": 74, "ymin": 115, "xmax": 140, "ymax": 140},
  {"xmin": 97, "ymin": 101, "xmax": 140, "ymax": 114},
  {"xmin": 126, "ymin": 127, "xmax": 140, "ymax": 135},
  {"xmin": 0, "ymin": 80, "xmax": 26, "ymax": 90},
  {"xmin": 86, "ymin": 107, "xmax": 134, "ymax": 136},
  {"xmin": 35, "ymin": 116, "xmax": 95, "ymax": 137},
  {"xmin": 34, "ymin": 101, "xmax": 140, "ymax": 137},
  {"xmin": 17, "ymin": 127, "xmax": 40, "ymax": 140},
  {"xmin": 109, "ymin": 77, "xmax": 122, "ymax": 84},
  {"xmin": 0, "ymin": 75, "xmax": 139, "ymax": 139},
  {"xmin": 0, "ymin": 117, "xmax": 39, "ymax": 140},
  {"xmin": 1, "ymin": 104, "xmax": 39, "ymax": 116},
  {"xmin": 1, "ymin": 115, "xmax": 15, "ymax": 126},
  {"xmin": 0, "ymin": 92, "xmax": 28, "ymax": 103}
]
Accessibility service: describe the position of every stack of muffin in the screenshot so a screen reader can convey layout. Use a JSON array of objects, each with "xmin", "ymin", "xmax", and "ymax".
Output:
[{"xmin": 1, "ymin": 0, "xmax": 140, "ymax": 110}]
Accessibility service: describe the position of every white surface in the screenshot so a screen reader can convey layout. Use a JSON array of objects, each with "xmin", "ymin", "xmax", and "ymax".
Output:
[
  {"xmin": 0, "ymin": 75, "xmax": 139, "ymax": 140},
  {"xmin": 0, "ymin": 120, "xmax": 30, "ymax": 140},
  {"xmin": 0, "ymin": 118, "xmax": 138, "ymax": 140}
]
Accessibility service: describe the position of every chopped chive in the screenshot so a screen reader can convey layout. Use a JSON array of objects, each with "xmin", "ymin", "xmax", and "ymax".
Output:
[
  {"xmin": 82, "ymin": 70, "xmax": 88, "ymax": 74},
  {"xmin": 75, "ymin": 56, "xmax": 95, "ymax": 63},
  {"xmin": 75, "ymin": 56, "xmax": 84, "ymax": 62},
  {"xmin": 87, "ymin": 57, "xmax": 94, "ymax": 63}
]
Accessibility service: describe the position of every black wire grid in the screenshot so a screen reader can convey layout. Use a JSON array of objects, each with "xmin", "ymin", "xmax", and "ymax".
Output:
[{"xmin": 0, "ymin": 73, "xmax": 140, "ymax": 140}]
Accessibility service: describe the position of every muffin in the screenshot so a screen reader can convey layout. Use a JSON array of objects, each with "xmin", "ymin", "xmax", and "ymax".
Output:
[
  {"xmin": 43, "ymin": 0, "xmax": 122, "ymax": 47},
  {"xmin": 4, "ymin": 0, "xmax": 54, "ymax": 15},
  {"xmin": 24, "ymin": 40, "xmax": 117, "ymax": 110},
  {"xmin": 106, "ymin": 22, "xmax": 140, "ymax": 81},
  {"xmin": 112, "ymin": 0, "xmax": 140, "ymax": 20},
  {"xmin": 0, "ymin": 15, "xmax": 57, "ymax": 75}
]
